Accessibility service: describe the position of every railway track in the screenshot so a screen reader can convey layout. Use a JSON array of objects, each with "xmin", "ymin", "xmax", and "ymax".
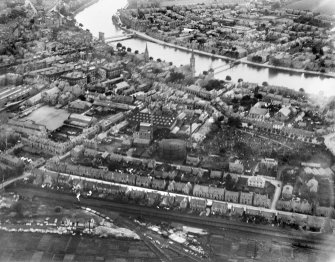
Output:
[{"xmin": 14, "ymin": 186, "xmax": 334, "ymax": 252}]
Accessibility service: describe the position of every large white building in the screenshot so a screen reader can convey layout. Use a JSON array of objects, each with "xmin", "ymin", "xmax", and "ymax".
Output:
[{"xmin": 247, "ymin": 176, "xmax": 266, "ymax": 188}]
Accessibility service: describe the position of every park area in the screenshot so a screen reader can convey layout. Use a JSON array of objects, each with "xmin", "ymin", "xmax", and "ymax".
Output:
[{"xmin": 24, "ymin": 105, "xmax": 70, "ymax": 131}]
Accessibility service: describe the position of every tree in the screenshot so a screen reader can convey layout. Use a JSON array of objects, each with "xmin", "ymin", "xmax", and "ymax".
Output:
[
  {"xmin": 12, "ymin": 202, "xmax": 24, "ymax": 218},
  {"xmin": 225, "ymin": 173, "xmax": 235, "ymax": 190},
  {"xmin": 262, "ymin": 81, "xmax": 268, "ymax": 87},
  {"xmin": 226, "ymin": 75, "xmax": 232, "ymax": 81},
  {"xmin": 299, "ymin": 88, "xmax": 305, "ymax": 93},
  {"xmin": 79, "ymin": 23, "xmax": 83, "ymax": 27},
  {"xmin": 168, "ymin": 70, "xmax": 185, "ymax": 82},
  {"xmin": 116, "ymin": 42, "xmax": 122, "ymax": 48},
  {"xmin": 255, "ymin": 93, "xmax": 263, "ymax": 100},
  {"xmin": 254, "ymin": 85, "xmax": 260, "ymax": 94},
  {"xmin": 157, "ymin": 58, "xmax": 161, "ymax": 62},
  {"xmin": 227, "ymin": 117, "xmax": 241, "ymax": 128},
  {"xmin": 204, "ymin": 79, "xmax": 222, "ymax": 91},
  {"xmin": 312, "ymin": 46, "xmax": 318, "ymax": 54},
  {"xmin": 127, "ymin": 47, "xmax": 132, "ymax": 52},
  {"xmin": 134, "ymin": 50, "xmax": 139, "ymax": 54}
]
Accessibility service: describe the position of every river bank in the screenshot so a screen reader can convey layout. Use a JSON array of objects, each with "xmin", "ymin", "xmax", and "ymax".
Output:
[
  {"xmin": 74, "ymin": 0, "xmax": 335, "ymax": 95},
  {"xmin": 121, "ymin": 26, "xmax": 335, "ymax": 79}
]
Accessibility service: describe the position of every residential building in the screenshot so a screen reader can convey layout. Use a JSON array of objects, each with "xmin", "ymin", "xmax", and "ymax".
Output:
[
  {"xmin": 212, "ymin": 202, "xmax": 228, "ymax": 214},
  {"xmin": 61, "ymin": 71, "xmax": 87, "ymax": 86},
  {"xmin": 247, "ymin": 176, "xmax": 266, "ymax": 188},
  {"xmin": 239, "ymin": 192, "xmax": 253, "ymax": 205},
  {"xmin": 101, "ymin": 63, "xmax": 123, "ymax": 79},
  {"xmin": 68, "ymin": 100, "xmax": 91, "ymax": 113},
  {"xmin": 253, "ymin": 194, "xmax": 271, "ymax": 208},
  {"xmin": 190, "ymin": 198, "xmax": 206, "ymax": 211},
  {"xmin": 0, "ymin": 154, "xmax": 24, "ymax": 169},
  {"xmin": 224, "ymin": 190, "xmax": 239, "ymax": 203},
  {"xmin": 7, "ymin": 119, "xmax": 48, "ymax": 138}
]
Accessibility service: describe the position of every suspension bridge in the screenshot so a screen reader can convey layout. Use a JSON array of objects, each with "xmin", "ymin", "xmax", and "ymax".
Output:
[
  {"xmin": 211, "ymin": 60, "xmax": 241, "ymax": 74},
  {"xmin": 105, "ymin": 34, "xmax": 134, "ymax": 43}
]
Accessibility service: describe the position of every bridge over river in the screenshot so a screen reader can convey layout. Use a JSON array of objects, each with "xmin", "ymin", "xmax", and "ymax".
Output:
[{"xmin": 105, "ymin": 34, "xmax": 134, "ymax": 43}]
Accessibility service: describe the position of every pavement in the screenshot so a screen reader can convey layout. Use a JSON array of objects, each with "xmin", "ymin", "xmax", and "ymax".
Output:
[{"xmin": 0, "ymin": 172, "xmax": 31, "ymax": 191}]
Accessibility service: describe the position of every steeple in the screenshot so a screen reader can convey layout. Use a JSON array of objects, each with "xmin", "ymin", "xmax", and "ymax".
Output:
[
  {"xmin": 190, "ymin": 48, "xmax": 195, "ymax": 77},
  {"xmin": 144, "ymin": 43, "xmax": 149, "ymax": 62}
]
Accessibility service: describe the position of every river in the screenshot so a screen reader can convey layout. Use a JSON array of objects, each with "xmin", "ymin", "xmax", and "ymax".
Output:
[{"xmin": 75, "ymin": 0, "xmax": 335, "ymax": 96}]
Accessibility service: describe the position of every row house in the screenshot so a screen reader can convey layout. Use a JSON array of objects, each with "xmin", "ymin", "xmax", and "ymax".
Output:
[
  {"xmin": 190, "ymin": 198, "xmax": 206, "ymax": 211},
  {"xmin": 315, "ymin": 206, "xmax": 334, "ymax": 217},
  {"xmin": 8, "ymin": 119, "xmax": 48, "ymax": 138},
  {"xmin": 41, "ymin": 65, "xmax": 74, "ymax": 82},
  {"xmin": 246, "ymin": 208, "xmax": 260, "ymax": 217},
  {"xmin": 253, "ymin": 194, "xmax": 271, "ymax": 208},
  {"xmin": 232, "ymin": 206, "xmax": 245, "ymax": 216},
  {"xmin": 0, "ymin": 154, "xmax": 24, "ymax": 169},
  {"xmin": 153, "ymin": 169, "xmax": 177, "ymax": 180},
  {"xmin": 23, "ymin": 137, "xmax": 73, "ymax": 156},
  {"xmin": 225, "ymin": 190, "xmax": 239, "ymax": 203},
  {"xmin": 276, "ymin": 199, "xmax": 312, "ymax": 214},
  {"xmin": 184, "ymin": 85, "xmax": 212, "ymax": 100},
  {"xmin": 127, "ymin": 190, "xmax": 146, "ymax": 200},
  {"xmin": 135, "ymin": 175, "xmax": 151, "ymax": 188},
  {"xmin": 210, "ymin": 170, "xmax": 222, "ymax": 179},
  {"xmin": 146, "ymin": 192, "xmax": 161, "ymax": 206},
  {"xmin": 46, "ymin": 160, "xmax": 138, "ymax": 186},
  {"xmin": 193, "ymin": 185, "xmax": 225, "ymax": 200},
  {"xmin": 151, "ymin": 178, "xmax": 167, "ymax": 190},
  {"xmin": 167, "ymin": 180, "xmax": 193, "ymax": 195},
  {"xmin": 112, "ymin": 172, "xmax": 136, "ymax": 185},
  {"xmin": 212, "ymin": 201, "xmax": 228, "ymax": 214},
  {"xmin": 239, "ymin": 192, "xmax": 253, "ymax": 205}
]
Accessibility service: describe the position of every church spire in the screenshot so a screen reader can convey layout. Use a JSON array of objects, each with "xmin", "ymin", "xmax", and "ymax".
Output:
[
  {"xmin": 190, "ymin": 48, "xmax": 196, "ymax": 77},
  {"xmin": 144, "ymin": 43, "xmax": 149, "ymax": 63}
]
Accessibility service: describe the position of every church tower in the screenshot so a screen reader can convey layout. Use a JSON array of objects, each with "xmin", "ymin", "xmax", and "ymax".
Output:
[
  {"xmin": 144, "ymin": 43, "xmax": 149, "ymax": 63},
  {"xmin": 190, "ymin": 48, "xmax": 196, "ymax": 77}
]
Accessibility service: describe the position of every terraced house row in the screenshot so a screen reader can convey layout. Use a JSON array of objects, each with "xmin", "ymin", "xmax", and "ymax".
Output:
[{"xmin": 43, "ymin": 160, "xmax": 272, "ymax": 209}]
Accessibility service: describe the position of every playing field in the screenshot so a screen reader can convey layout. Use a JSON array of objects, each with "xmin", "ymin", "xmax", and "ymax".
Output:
[{"xmin": 24, "ymin": 105, "xmax": 70, "ymax": 131}]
